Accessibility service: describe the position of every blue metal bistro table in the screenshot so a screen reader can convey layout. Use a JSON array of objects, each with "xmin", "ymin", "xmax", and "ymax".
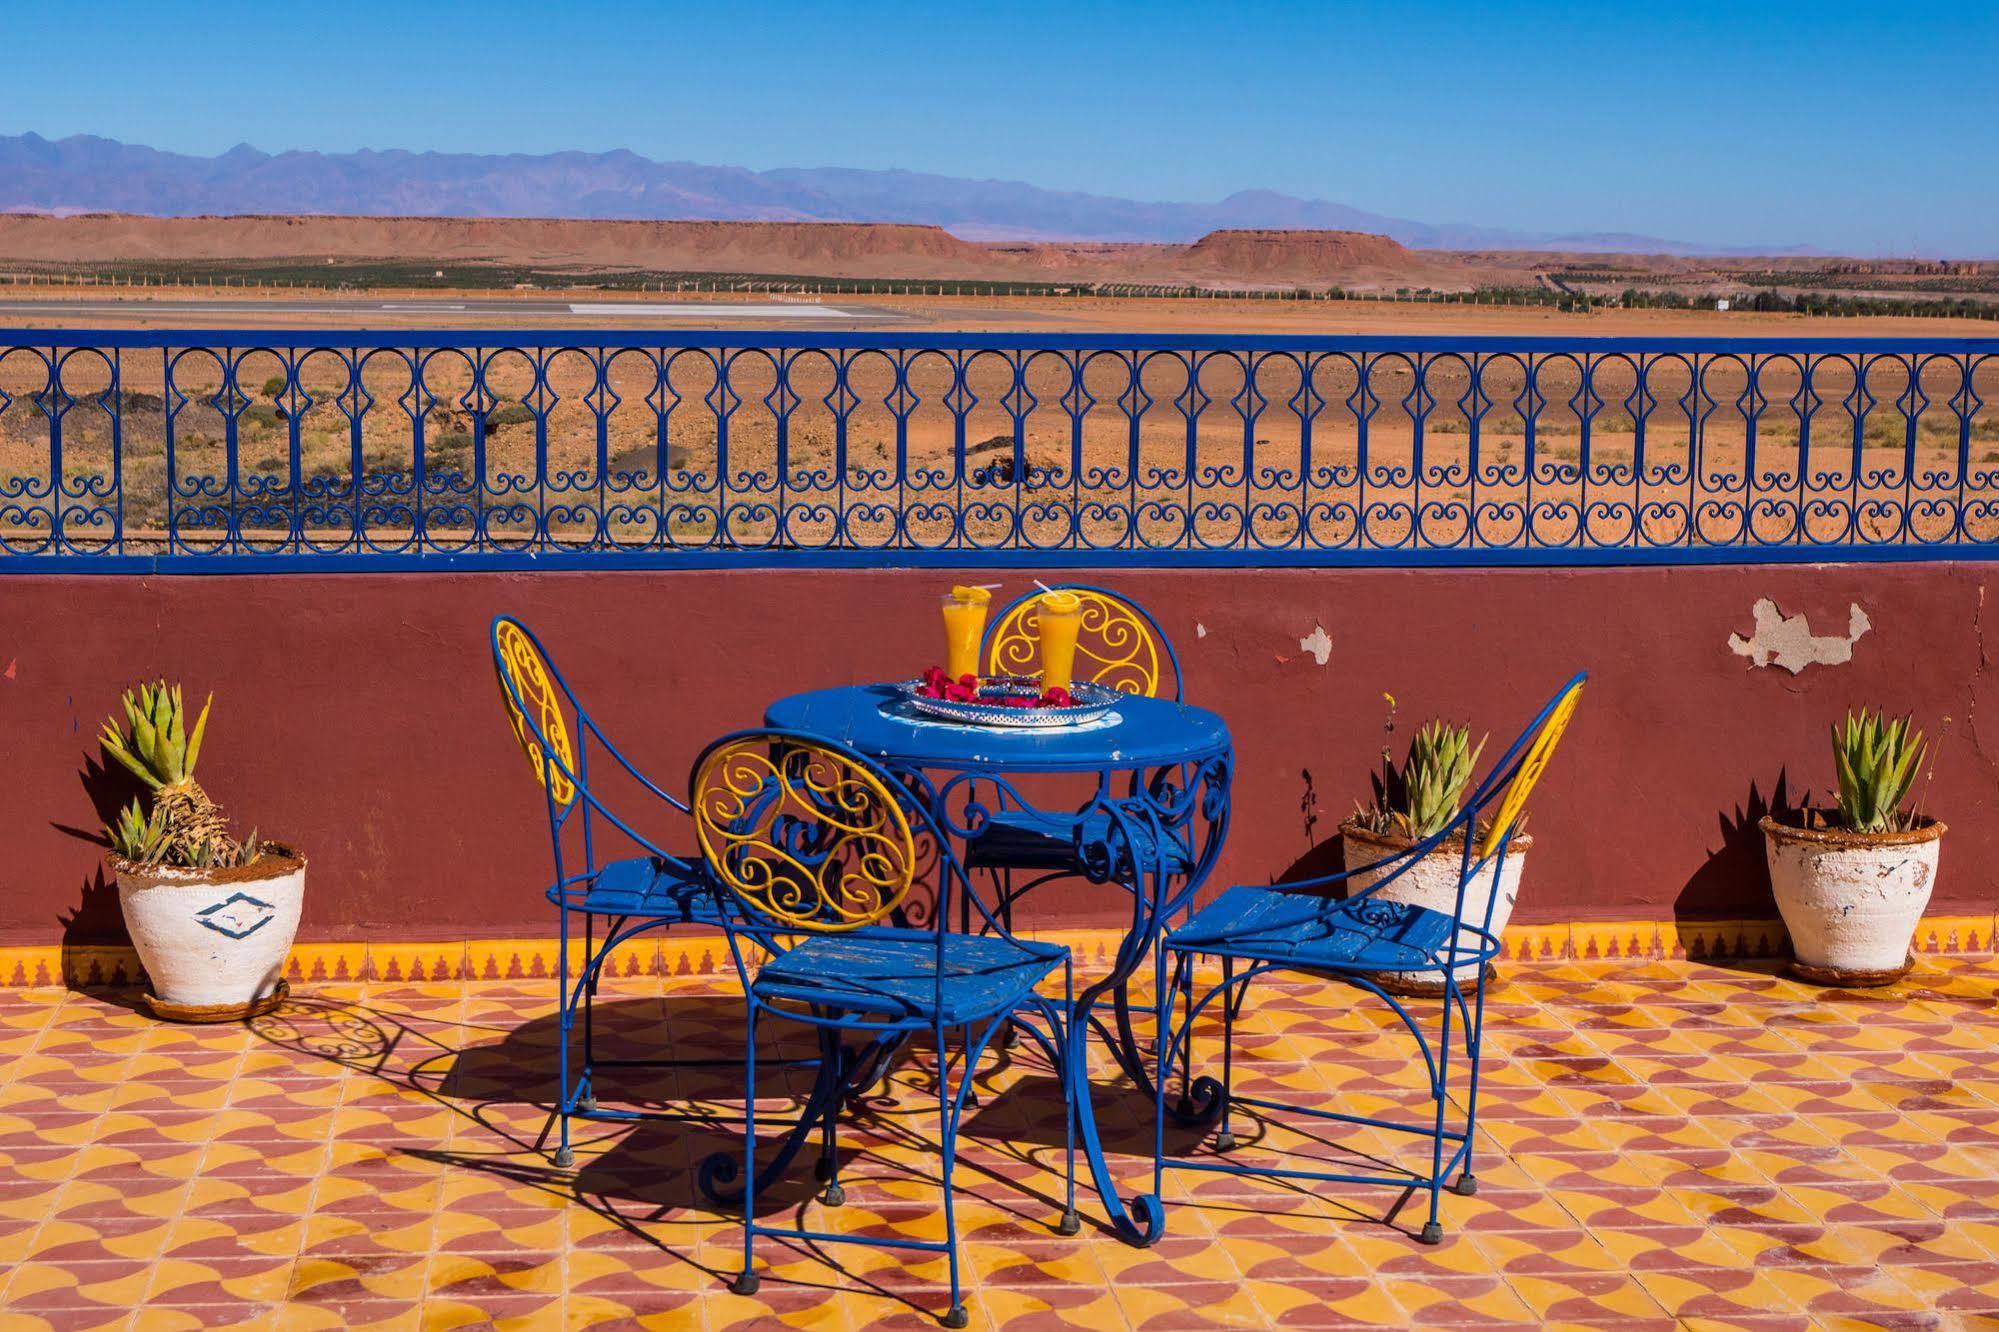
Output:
[{"xmin": 764, "ymin": 683, "xmax": 1233, "ymax": 1245}]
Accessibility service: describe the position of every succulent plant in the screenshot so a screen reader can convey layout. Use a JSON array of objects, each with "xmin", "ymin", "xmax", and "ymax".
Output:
[
  {"xmin": 1830, "ymin": 709, "xmax": 1927, "ymax": 834},
  {"xmin": 100, "ymin": 681, "xmax": 259, "ymax": 868},
  {"xmin": 1358, "ymin": 719, "xmax": 1487, "ymax": 841},
  {"xmin": 100, "ymin": 681, "xmax": 208, "ymax": 791},
  {"xmin": 107, "ymin": 799, "xmax": 169, "ymax": 863}
]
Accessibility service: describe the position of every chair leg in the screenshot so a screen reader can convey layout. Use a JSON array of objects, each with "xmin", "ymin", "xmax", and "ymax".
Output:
[
  {"xmin": 578, "ymin": 912, "xmax": 598, "ymax": 1115},
  {"xmin": 554, "ymin": 910, "xmax": 574, "ymax": 1169},
  {"xmin": 999, "ymin": 872, "xmax": 1021, "ymax": 1049},
  {"xmin": 961, "ymin": 881, "xmax": 983, "ymax": 1102},
  {"xmin": 1214, "ymin": 954, "xmax": 1239, "ymax": 1151},
  {"xmin": 959, "ymin": 1025, "xmax": 979, "ymax": 1107},
  {"xmin": 1152, "ymin": 941, "xmax": 1171, "ymax": 1209},
  {"xmin": 1452, "ymin": 976, "xmax": 1488, "ymax": 1198},
  {"xmin": 1180, "ymin": 944, "xmax": 1197, "ymax": 1106},
  {"xmin": 816, "ymin": 1021, "xmax": 844, "ymax": 1207},
  {"xmin": 732, "ymin": 1002, "xmax": 762, "ymax": 1296},
  {"xmin": 938, "ymin": 1020, "xmax": 968, "ymax": 1330},
  {"xmin": 1420, "ymin": 981, "xmax": 1455, "ymax": 1245},
  {"xmin": 1058, "ymin": 962, "xmax": 1080, "ymax": 1236}
]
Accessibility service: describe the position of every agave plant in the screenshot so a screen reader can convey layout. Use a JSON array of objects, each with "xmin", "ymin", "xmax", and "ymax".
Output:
[
  {"xmin": 1830, "ymin": 709, "xmax": 1927, "ymax": 834},
  {"xmin": 1357, "ymin": 719, "xmax": 1488, "ymax": 841},
  {"xmin": 107, "ymin": 799, "xmax": 169, "ymax": 864},
  {"xmin": 100, "ymin": 681, "xmax": 258, "ymax": 868}
]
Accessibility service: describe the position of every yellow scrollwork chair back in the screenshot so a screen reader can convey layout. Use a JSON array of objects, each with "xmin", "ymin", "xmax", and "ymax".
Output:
[
  {"xmin": 492, "ymin": 617, "xmax": 579, "ymax": 807},
  {"xmin": 1478, "ymin": 675, "xmax": 1585, "ymax": 859},
  {"xmin": 986, "ymin": 586, "xmax": 1170, "ymax": 698},
  {"xmin": 691, "ymin": 735, "xmax": 917, "ymax": 933}
]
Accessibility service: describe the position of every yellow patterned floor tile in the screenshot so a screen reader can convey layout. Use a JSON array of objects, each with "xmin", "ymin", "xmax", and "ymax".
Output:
[{"xmin": 2, "ymin": 957, "xmax": 1999, "ymax": 1327}]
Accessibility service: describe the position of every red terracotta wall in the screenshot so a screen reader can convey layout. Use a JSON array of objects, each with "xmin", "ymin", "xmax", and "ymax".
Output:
[{"xmin": 2, "ymin": 563, "xmax": 1991, "ymax": 947}]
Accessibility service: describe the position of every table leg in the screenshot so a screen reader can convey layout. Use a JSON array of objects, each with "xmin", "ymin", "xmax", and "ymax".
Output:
[
  {"xmin": 1067, "ymin": 964, "xmax": 1167, "ymax": 1249},
  {"xmin": 1106, "ymin": 966, "xmax": 1228, "ymax": 1128},
  {"xmin": 920, "ymin": 754, "xmax": 1230, "ymax": 1247}
]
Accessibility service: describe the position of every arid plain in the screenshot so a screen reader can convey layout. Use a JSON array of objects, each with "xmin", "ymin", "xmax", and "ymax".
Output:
[{"xmin": 3, "ymin": 217, "xmax": 1993, "ymax": 552}]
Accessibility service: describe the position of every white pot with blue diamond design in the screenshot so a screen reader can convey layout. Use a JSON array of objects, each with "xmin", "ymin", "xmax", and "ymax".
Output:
[{"xmin": 110, "ymin": 845, "xmax": 306, "ymax": 1020}]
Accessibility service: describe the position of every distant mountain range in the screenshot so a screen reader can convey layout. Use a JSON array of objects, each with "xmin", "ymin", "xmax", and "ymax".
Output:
[{"xmin": 0, "ymin": 131, "xmax": 1792, "ymax": 255}]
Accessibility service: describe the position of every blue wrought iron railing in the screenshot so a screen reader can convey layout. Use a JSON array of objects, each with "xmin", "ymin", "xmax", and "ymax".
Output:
[{"xmin": 3, "ymin": 329, "xmax": 1997, "ymax": 570}]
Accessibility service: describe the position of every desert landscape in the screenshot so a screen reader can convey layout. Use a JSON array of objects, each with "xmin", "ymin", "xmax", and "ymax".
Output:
[
  {"xmin": 0, "ymin": 215, "xmax": 1993, "ymax": 330},
  {"xmin": 3, "ymin": 215, "xmax": 1993, "ymax": 554}
]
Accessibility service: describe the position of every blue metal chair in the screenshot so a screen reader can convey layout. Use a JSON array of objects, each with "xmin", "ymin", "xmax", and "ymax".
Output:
[
  {"xmin": 490, "ymin": 616, "xmax": 729, "ymax": 1168},
  {"xmin": 971, "ymin": 583, "xmax": 1188, "ymax": 885},
  {"xmin": 1151, "ymin": 673, "xmax": 1585, "ymax": 1245},
  {"xmin": 690, "ymin": 729, "xmax": 1077, "ymax": 1329},
  {"xmin": 984, "ymin": 584, "xmax": 1181, "ymax": 702}
]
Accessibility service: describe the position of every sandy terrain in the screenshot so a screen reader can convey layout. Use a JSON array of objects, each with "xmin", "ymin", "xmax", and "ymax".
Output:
[
  {"xmin": 3, "ymin": 215, "xmax": 1992, "ymax": 308},
  {"xmin": 0, "ymin": 214, "xmax": 1484, "ymax": 289},
  {"xmin": 2, "ymin": 218, "xmax": 1991, "ymax": 551}
]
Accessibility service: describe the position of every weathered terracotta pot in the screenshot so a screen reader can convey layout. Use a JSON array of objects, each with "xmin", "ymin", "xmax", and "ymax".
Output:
[
  {"xmin": 110, "ymin": 845, "xmax": 305, "ymax": 1021},
  {"xmin": 1760, "ymin": 815, "xmax": 1942, "ymax": 986},
  {"xmin": 1339, "ymin": 821, "xmax": 1530, "ymax": 996}
]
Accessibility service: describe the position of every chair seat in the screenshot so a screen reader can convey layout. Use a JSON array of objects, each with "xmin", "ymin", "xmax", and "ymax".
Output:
[
  {"xmin": 1167, "ymin": 885, "xmax": 1492, "ymax": 974},
  {"xmin": 547, "ymin": 856, "xmax": 721, "ymax": 924},
  {"xmin": 966, "ymin": 808, "xmax": 1194, "ymax": 878},
  {"xmin": 753, "ymin": 928, "xmax": 1067, "ymax": 1025}
]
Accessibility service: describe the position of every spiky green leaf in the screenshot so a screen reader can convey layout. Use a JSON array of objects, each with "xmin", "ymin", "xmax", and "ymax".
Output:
[{"xmin": 183, "ymin": 693, "xmax": 211, "ymax": 779}]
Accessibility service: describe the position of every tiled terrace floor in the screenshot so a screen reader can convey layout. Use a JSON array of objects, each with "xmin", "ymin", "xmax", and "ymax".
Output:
[{"xmin": 4, "ymin": 957, "xmax": 1999, "ymax": 1330}]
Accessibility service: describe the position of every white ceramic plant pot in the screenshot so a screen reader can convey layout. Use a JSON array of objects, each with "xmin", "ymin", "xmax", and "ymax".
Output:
[
  {"xmin": 1760, "ymin": 816, "xmax": 1942, "ymax": 986},
  {"xmin": 110, "ymin": 845, "xmax": 305, "ymax": 1020},
  {"xmin": 1339, "ymin": 822, "xmax": 1529, "ymax": 995}
]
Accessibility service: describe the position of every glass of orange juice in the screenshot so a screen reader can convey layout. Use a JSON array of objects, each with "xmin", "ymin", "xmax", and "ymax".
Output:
[
  {"xmin": 941, "ymin": 586, "xmax": 992, "ymax": 681},
  {"xmin": 1036, "ymin": 590, "xmax": 1083, "ymax": 693}
]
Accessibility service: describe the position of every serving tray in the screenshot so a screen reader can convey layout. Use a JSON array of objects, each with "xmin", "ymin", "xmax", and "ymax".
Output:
[{"xmin": 900, "ymin": 676, "xmax": 1120, "ymax": 729}]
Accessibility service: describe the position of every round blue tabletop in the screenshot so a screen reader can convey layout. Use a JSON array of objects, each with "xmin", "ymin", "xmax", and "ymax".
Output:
[{"xmin": 764, "ymin": 684, "xmax": 1231, "ymax": 774}]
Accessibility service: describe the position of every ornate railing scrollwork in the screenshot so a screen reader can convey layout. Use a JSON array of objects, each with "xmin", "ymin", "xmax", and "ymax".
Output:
[{"xmin": 0, "ymin": 332, "xmax": 1993, "ymax": 565}]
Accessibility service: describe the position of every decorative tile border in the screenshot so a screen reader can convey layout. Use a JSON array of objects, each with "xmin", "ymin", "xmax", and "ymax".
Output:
[{"xmin": 7, "ymin": 913, "xmax": 1994, "ymax": 988}]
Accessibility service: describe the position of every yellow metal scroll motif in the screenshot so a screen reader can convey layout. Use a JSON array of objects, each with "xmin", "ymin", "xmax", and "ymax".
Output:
[
  {"xmin": 493, "ymin": 620, "xmax": 578, "ymax": 806},
  {"xmin": 692, "ymin": 739, "xmax": 915, "ymax": 932},
  {"xmin": 987, "ymin": 588, "xmax": 1163, "ymax": 697},
  {"xmin": 1479, "ymin": 679, "xmax": 1584, "ymax": 859}
]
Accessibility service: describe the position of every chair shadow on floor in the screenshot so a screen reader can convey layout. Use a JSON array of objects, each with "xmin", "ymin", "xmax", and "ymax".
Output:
[
  {"xmin": 249, "ymin": 989, "xmax": 820, "ymax": 1167},
  {"xmin": 248, "ymin": 988, "xmax": 1086, "ymax": 1314},
  {"xmin": 962, "ymin": 1031, "xmax": 1443, "ymax": 1242}
]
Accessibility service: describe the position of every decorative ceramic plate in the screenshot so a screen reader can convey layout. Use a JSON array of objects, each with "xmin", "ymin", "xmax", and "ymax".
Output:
[{"xmin": 899, "ymin": 676, "xmax": 1120, "ymax": 729}]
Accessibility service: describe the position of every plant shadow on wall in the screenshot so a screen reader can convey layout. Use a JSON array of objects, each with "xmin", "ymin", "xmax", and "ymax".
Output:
[
  {"xmin": 49, "ymin": 750, "xmax": 148, "ymax": 989},
  {"xmin": 1672, "ymin": 772, "xmax": 1802, "ymax": 972},
  {"xmin": 1278, "ymin": 766, "xmax": 1347, "ymax": 883}
]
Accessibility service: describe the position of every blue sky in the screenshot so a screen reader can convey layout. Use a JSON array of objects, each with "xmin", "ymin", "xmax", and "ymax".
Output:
[{"xmin": 5, "ymin": 0, "xmax": 1996, "ymax": 254}]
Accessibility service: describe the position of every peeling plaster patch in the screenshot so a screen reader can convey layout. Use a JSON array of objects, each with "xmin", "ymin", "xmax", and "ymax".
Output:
[
  {"xmin": 1299, "ymin": 624, "xmax": 1333, "ymax": 667},
  {"xmin": 1729, "ymin": 598, "xmax": 1871, "ymax": 674},
  {"xmin": 1196, "ymin": 622, "xmax": 1207, "ymax": 639}
]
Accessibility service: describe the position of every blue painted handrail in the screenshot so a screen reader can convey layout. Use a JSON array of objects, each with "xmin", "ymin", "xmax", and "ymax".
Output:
[{"xmin": 3, "ymin": 328, "xmax": 1996, "ymax": 570}]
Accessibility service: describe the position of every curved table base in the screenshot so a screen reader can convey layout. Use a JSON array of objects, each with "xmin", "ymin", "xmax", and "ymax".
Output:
[{"xmin": 695, "ymin": 1030, "xmax": 904, "ymax": 1208}]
